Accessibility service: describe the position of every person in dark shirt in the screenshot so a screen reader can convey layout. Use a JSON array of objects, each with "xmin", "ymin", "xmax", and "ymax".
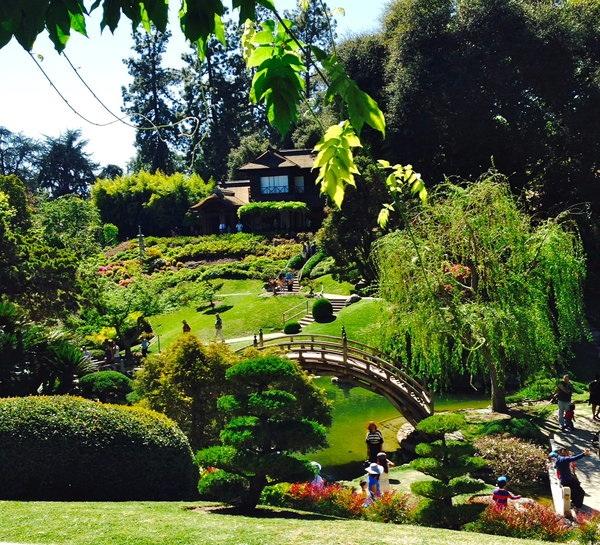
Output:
[
  {"xmin": 492, "ymin": 476, "xmax": 521, "ymax": 509},
  {"xmin": 554, "ymin": 375, "xmax": 574, "ymax": 430},
  {"xmin": 551, "ymin": 447, "xmax": 591, "ymax": 509},
  {"xmin": 365, "ymin": 421, "xmax": 384, "ymax": 463},
  {"xmin": 589, "ymin": 374, "xmax": 600, "ymax": 421}
]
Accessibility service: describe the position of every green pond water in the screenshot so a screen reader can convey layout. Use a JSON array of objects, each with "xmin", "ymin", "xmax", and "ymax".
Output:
[{"xmin": 310, "ymin": 377, "xmax": 490, "ymax": 480}]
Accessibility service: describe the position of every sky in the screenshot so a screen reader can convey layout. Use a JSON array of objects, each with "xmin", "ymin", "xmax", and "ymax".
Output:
[{"xmin": 0, "ymin": 1, "xmax": 388, "ymax": 169}]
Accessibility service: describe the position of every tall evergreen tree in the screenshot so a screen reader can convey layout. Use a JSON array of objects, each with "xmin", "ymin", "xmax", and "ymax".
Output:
[
  {"xmin": 285, "ymin": 1, "xmax": 337, "ymax": 98},
  {"xmin": 122, "ymin": 29, "xmax": 181, "ymax": 174},
  {"xmin": 0, "ymin": 127, "xmax": 43, "ymax": 190},
  {"xmin": 180, "ymin": 21, "xmax": 261, "ymax": 180},
  {"xmin": 37, "ymin": 130, "xmax": 97, "ymax": 197}
]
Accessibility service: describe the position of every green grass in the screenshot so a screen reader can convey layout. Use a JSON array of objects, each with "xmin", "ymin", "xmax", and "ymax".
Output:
[
  {"xmin": 0, "ymin": 501, "xmax": 550, "ymax": 545},
  {"xmin": 312, "ymin": 274, "xmax": 355, "ymax": 296},
  {"xmin": 149, "ymin": 279, "xmax": 304, "ymax": 348},
  {"xmin": 302, "ymin": 300, "xmax": 387, "ymax": 345}
]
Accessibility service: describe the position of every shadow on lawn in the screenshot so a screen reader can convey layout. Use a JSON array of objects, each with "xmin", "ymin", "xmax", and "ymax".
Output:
[
  {"xmin": 191, "ymin": 505, "xmax": 335, "ymax": 521},
  {"xmin": 202, "ymin": 304, "xmax": 234, "ymax": 315}
]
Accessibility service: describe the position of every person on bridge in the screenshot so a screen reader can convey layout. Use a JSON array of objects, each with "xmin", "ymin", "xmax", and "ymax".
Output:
[
  {"xmin": 550, "ymin": 447, "xmax": 591, "ymax": 510},
  {"xmin": 366, "ymin": 422, "xmax": 384, "ymax": 463}
]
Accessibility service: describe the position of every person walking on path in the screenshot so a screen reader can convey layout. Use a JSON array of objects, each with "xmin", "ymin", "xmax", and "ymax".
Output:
[
  {"xmin": 366, "ymin": 421, "xmax": 384, "ymax": 463},
  {"xmin": 182, "ymin": 320, "xmax": 191, "ymax": 333},
  {"xmin": 215, "ymin": 313, "xmax": 224, "ymax": 341},
  {"xmin": 377, "ymin": 452, "xmax": 396, "ymax": 494},
  {"xmin": 589, "ymin": 374, "xmax": 600, "ymax": 420},
  {"xmin": 550, "ymin": 447, "xmax": 591, "ymax": 510},
  {"xmin": 492, "ymin": 476, "xmax": 521, "ymax": 509},
  {"xmin": 553, "ymin": 374, "xmax": 574, "ymax": 430}
]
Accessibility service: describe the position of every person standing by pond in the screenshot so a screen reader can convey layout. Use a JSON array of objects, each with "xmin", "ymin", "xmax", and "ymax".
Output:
[
  {"xmin": 366, "ymin": 421, "xmax": 384, "ymax": 463},
  {"xmin": 589, "ymin": 374, "xmax": 600, "ymax": 420},
  {"xmin": 553, "ymin": 374, "xmax": 574, "ymax": 430},
  {"xmin": 377, "ymin": 452, "xmax": 395, "ymax": 493}
]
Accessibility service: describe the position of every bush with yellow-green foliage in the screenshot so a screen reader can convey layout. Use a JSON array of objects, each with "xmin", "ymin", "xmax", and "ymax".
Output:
[
  {"xmin": 92, "ymin": 171, "xmax": 213, "ymax": 238},
  {"xmin": 0, "ymin": 396, "xmax": 196, "ymax": 500},
  {"xmin": 133, "ymin": 334, "xmax": 236, "ymax": 449}
]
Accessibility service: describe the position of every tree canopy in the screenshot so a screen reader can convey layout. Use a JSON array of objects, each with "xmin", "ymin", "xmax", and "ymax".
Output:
[{"xmin": 375, "ymin": 176, "xmax": 588, "ymax": 411}]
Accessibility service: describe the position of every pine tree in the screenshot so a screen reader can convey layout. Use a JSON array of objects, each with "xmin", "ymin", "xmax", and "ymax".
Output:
[
  {"xmin": 122, "ymin": 29, "xmax": 181, "ymax": 174},
  {"xmin": 180, "ymin": 21, "xmax": 262, "ymax": 180}
]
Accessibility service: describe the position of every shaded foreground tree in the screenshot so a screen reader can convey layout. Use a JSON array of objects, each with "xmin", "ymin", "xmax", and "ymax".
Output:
[
  {"xmin": 196, "ymin": 355, "xmax": 331, "ymax": 510},
  {"xmin": 133, "ymin": 335, "xmax": 233, "ymax": 449},
  {"xmin": 376, "ymin": 176, "xmax": 588, "ymax": 411},
  {"xmin": 410, "ymin": 413, "xmax": 486, "ymax": 529}
]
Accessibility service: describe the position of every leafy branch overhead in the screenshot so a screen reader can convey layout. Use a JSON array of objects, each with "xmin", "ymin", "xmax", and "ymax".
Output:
[{"xmin": 0, "ymin": 0, "xmax": 392, "ymax": 208}]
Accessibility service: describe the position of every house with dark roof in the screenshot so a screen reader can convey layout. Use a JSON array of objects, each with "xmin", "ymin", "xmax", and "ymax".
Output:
[{"xmin": 190, "ymin": 148, "xmax": 324, "ymax": 234}]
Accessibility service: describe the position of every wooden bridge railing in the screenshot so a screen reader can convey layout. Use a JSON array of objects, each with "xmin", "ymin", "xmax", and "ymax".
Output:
[{"xmin": 237, "ymin": 331, "xmax": 433, "ymax": 424}]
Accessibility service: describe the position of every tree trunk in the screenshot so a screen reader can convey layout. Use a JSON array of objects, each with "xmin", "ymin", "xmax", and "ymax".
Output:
[
  {"xmin": 239, "ymin": 473, "xmax": 267, "ymax": 512},
  {"xmin": 489, "ymin": 360, "xmax": 508, "ymax": 413}
]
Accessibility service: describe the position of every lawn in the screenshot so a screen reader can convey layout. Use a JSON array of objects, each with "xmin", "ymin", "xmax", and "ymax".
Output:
[
  {"xmin": 0, "ymin": 501, "xmax": 550, "ymax": 545},
  {"xmin": 312, "ymin": 274, "xmax": 355, "ymax": 296},
  {"xmin": 302, "ymin": 299, "xmax": 387, "ymax": 345},
  {"xmin": 148, "ymin": 279, "xmax": 304, "ymax": 348}
]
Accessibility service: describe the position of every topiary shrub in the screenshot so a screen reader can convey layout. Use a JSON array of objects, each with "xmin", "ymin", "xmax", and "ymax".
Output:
[
  {"xmin": 301, "ymin": 250, "xmax": 326, "ymax": 278},
  {"xmin": 312, "ymin": 298, "xmax": 333, "ymax": 322},
  {"xmin": 78, "ymin": 371, "xmax": 133, "ymax": 403},
  {"xmin": 410, "ymin": 413, "xmax": 487, "ymax": 529},
  {"xmin": 477, "ymin": 417, "xmax": 546, "ymax": 444},
  {"xmin": 284, "ymin": 321, "xmax": 301, "ymax": 334},
  {"xmin": 287, "ymin": 253, "xmax": 305, "ymax": 270},
  {"xmin": 310, "ymin": 256, "xmax": 336, "ymax": 279},
  {"xmin": 0, "ymin": 396, "xmax": 197, "ymax": 500}
]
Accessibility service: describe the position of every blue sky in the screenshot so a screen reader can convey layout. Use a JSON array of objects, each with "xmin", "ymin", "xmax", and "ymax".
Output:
[{"xmin": 0, "ymin": 1, "xmax": 388, "ymax": 168}]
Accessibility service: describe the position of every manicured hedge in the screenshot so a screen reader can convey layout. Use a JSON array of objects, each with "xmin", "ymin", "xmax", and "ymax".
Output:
[
  {"xmin": 238, "ymin": 201, "xmax": 308, "ymax": 219},
  {"xmin": 287, "ymin": 253, "xmax": 305, "ymax": 270},
  {"xmin": 284, "ymin": 321, "xmax": 301, "ymax": 334},
  {"xmin": 78, "ymin": 371, "xmax": 133, "ymax": 403},
  {"xmin": 0, "ymin": 396, "xmax": 197, "ymax": 500},
  {"xmin": 301, "ymin": 250, "xmax": 326, "ymax": 278},
  {"xmin": 312, "ymin": 298, "xmax": 333, "ymax": 322}
]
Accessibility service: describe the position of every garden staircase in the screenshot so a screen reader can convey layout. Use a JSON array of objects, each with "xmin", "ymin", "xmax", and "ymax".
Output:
[{"xmin": 298, "ymin": 295, "xmax": 347, "ymax": 327}]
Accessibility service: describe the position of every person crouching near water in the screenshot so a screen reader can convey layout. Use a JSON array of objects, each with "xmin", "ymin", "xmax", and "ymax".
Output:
[
  {"xmin": 492, "ymin": 475, "xmax": 521, "ymax": 509},
  {"xmin": 365, "ymin": 421, "xmax": 384, "ymax": 463}
]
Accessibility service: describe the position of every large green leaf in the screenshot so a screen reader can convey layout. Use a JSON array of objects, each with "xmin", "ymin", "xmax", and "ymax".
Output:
[
  {"xmin": 179, "ymin": 0, "xmax": 224, "ymax": 43},
  {"xmin": 46, "ymin": 1, "xmax": 72, "ymax": 51},
  {"xmin": 13, "ymin": 0, "xmax": 49, "ymax": 50},
  {"xmin": 232, "ymin": 0, "xmax": 275, "ymax": 23},
  {"xmin": 323, "ymin": 55, "xmax": 386, "ymax": 137},
  {"xmin": 100, "ymin": 0, "xmax": 121, "ymax": 32},
  {"xmin": 313, "ymin": 121, "xmax": 362, "ymax": 208}
]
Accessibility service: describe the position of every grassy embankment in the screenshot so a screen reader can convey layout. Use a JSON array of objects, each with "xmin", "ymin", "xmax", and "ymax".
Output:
[{"xmin": 0, "ymin": 501, "xmax": 550, "ymax": 545}]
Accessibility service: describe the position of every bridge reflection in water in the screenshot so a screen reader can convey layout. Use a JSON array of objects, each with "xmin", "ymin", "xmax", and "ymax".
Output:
[{"xmin": 237, "ymin": 332, "xmax": 433, "ymax": 425}]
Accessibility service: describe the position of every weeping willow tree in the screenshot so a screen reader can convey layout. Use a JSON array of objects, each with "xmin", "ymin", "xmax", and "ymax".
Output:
[{"xmin": 375, "ymin": 175, "xmax": 588, "ymax": 412}]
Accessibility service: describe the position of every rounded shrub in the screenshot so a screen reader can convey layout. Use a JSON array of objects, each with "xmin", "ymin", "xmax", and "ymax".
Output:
[
  {"xmin": 283, "ymin": 321, "xmax": 301, "ymax": 334},
  {"xmin": 312, "ymin": 297, "xmax": 333, "ymax": 322},
  {"xmin": 0, "ymin": 396, "xmax": 197, "ymax": 500},
  {"xmin": 286, "ymin": 253, "xmax": 305, "ymax": 270},
  {"xmin": 78, "ymin": 371, "xmax": 133, "ymax": 403}
]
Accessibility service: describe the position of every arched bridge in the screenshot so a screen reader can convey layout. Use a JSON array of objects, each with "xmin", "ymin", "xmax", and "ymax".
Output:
[{"xmin": 237, "ymin": 332, "xmax": 433, "ymax": 425}]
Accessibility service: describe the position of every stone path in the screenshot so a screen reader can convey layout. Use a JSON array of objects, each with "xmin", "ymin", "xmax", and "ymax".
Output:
[{"xmin": 548, "ymin": 404, "xmax": 600, "ymax": 513}]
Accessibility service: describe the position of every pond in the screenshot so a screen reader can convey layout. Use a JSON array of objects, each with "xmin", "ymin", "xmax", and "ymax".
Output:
[{"xmin": 309, "ymin": 377, "xmax": 491, "ymax": 480}]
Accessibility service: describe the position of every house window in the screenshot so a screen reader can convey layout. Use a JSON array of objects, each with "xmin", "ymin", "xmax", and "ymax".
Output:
[
  {"xmin": 294, "ymin": 176, "xmax": 305, "ymax": 193},
  {"xmin": 260, "ymin": 175, "xmax": 288, "ymax": 194}
]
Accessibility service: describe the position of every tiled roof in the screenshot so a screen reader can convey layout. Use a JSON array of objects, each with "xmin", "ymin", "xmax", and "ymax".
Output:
[
  {"xmin": 190, "ymin": 189, "xmax": 244, "ymax": 210},
  {"xmin": 238, "ymin": 148, "xmax": 315, "ymax": 171}
]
